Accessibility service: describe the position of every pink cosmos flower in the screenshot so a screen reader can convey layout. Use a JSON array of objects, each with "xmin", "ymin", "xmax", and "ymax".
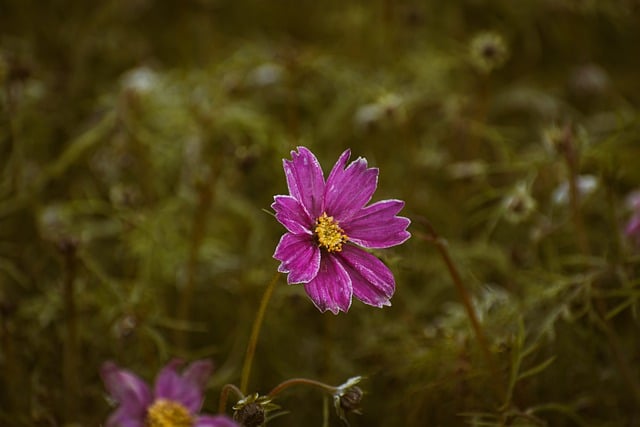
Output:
[
  {"xmin": 101, "ymin": 359, "xmax": 237, "ymax": 427},
  {"xmin": 272, "ymin": 147, "xmax": 411, "ymax": 314}
]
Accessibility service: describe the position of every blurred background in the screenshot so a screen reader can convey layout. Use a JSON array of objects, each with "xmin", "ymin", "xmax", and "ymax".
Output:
[{"xmin": 2, "ymin": 0, "xmax": 640, "ymax": 425}]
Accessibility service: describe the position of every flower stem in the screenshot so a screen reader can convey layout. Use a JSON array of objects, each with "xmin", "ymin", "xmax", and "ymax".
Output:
[
  {"xmin": 240, "ymin": 272, "xmax": 280, "ymax": 393},
  {"xmin": 559, "ymin": 125, "xmax": 589, "ymax": 254},
  {"xmin": 218, "ymin": 383, "xmax": 245, "ymax": 414},
  {"xmin": 417, "ymin": 221, "xmax": 501, "ymax": 395},
  {"xmin": 60, "ymin": 239, "xmax": 80, "ymax": 422},
  {"xmin": 175, "ymin": 178, "xmax": 214, "ymax": 352},
  {"xmin": 267, "ymin": 378, "xmax": 337, "ymax": 398}
]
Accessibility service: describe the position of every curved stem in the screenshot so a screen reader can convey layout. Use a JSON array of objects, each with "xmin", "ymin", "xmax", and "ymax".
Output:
[
  {"xmin": 218, "ymin": 383, "xmax": 244, "ymax": 414},
  {"xmin": 240, "ymin": 272, "xmax": 280, "ymax": 393},
  {"xmin": 416, "ymin": 221, "xmax": 501, "ymax": 396},
  {"xmin": 267, "ymin": 378, "xmax": 337, "ymax": 399}
]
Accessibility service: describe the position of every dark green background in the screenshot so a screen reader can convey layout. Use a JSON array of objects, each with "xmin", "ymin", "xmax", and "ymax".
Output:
[{"xmin": 2, "ymin": 1, "xmax": 640, "ymax": 425}]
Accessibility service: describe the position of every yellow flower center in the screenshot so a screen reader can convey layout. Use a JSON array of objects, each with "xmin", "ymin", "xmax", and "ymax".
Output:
[
  {"xmin": 146, "ymin": 399, "xmax": 193, "ymax": 427},
  {"xmin": 314, "ymin": 213, "xmax": 348, "ymax": 253}
]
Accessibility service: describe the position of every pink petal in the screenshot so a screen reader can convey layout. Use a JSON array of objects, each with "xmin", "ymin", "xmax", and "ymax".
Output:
[
  {"xmin": 271, "ymin": 195, "xmax": 313, "ymax": 235},
  {"xmin": 344, "ymin": 199, "xmax": 411, "ymax": 249},
  {"xmin": 338, "ymin": 245, "xmax": 395, "ymax": 308},
  {"xmin": 273, "ymin": 232, "xmax": 321, "ymax": 283},
  {"xmin": 626, "ymin": 214, "xmax": 640, "ymax": 245},
  {"xmin": 182, "ymin": 359, "xmax": 213, "ymax": 391},
  {"xmin": 304, "ymin": 253, "xmax": 353, "ymax": 314},
  {"xmin": 324, "ymin": 151, "xmax": 378, "ymax": 222},
  {"xmin": 100, "ymin": 362, "xmax": 152, "ymax": 420},
  {"xmin": 154, "ymin": 360, "xmax": 202, "ymax": 413},
  {"xmin": 106, "ymin": 412, "xmax": 145, "ymax": 427},
  {"xmin": 283, "ymin": 147, "xmax": 325, "ymax": 218}
]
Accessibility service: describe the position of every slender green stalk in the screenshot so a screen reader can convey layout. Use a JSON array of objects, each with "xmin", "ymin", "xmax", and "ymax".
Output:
[
  {"xmin": 560, "ymin": 126, "xmax": 589, "ymax": 254},
  {"xmin": 175, "ymin": 180, "xmax": 214, "ymax": 352},
  {"xmin": 240, "ymin": 272, "xmax": 280, "ymax": 393},
  {"xmin": 267, "ymin": 378, "xmax": 337, "ymax": 398},
  {"xmin": 417, "ymin": 221, "xmax": 501, "ymax": 396},
  {"xmin": 61, "ymin": 239, "xmax": 80, "ymax": 422},
  {"xmin": 218, "ymin": 383, "xmax": 245, "ymax": 414}
]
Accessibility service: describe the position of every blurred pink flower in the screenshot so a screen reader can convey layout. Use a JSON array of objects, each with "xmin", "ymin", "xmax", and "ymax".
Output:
[
  {"xmin": 625, "ymin": 191, "xmax": 640, "ymax": 246},
  {"xmin": 101, "ymin": 359, "xmax": 237, "ymax": 427}
]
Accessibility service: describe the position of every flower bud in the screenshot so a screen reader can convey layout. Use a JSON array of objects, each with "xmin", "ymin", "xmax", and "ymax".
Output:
[
  {"xmin": 232, "ymin": 394, "xmax": 278, "ymax": 427},
  {"xmin": 339, "ymin": 385, "xmax": 363, "ymax": 413},
  {"xmin": 333, "ymin": 376, "xmax": 364, "ymax": 423},
  {"xmin": 233, "ymin": 402, "xmax": 265, "ymax": 427}
]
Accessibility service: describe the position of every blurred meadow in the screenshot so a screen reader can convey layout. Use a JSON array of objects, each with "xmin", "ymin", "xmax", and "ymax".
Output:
[{"xmin": 2, "ymin": 0, "xmax": 640, "ymax": 426}]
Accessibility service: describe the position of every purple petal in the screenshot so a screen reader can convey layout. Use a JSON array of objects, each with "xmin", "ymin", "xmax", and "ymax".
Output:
[
  {"xmin": 273, "ymin": 232, "xmax": 321, "ymax": 284},
  {"xmin": 338, "ymin": 245, "xmax": 395, "ymax": 308},
  {"xmin": 324, "ymin": 151, "xmax": 379, "ymax": 222},
  {"xmin": 626, "ymin": 215, "xmax": 640, "ymax": 235},
  {"xmin": 196, "ymin": 415, "xmax": 240, "ymax": 427},
  {"xmin": 626, "ymin": 215, "xmax": 640, "ymax": 245},
  {"xmin": 182, "ymin": 359, "xmax": 214, "ymax": 391},
  {"xmin": 100, "ymin": 362, "xmax": 152, "ymax": 421},
  {"xmin": 272, "ymin": 195, "xmax": 313, "ymax": 234},
  {"xmin": 324, "ymin": 149, "xmax": 351, "ymax": 191},
  {"xmin": 344, "ymin": 199, "xmax": 411, "ymax": 249},
  {"xmin": 154, "ymin": 360, "xmax": 202, "ymax": 413},
  {"xmin": 106, "ymin": 410, "xmax": 145, "ymax": 427},
  {"xmin": 283, "ymin": 147, "xmax": 325, "ymax": 218},
  {"xmin": 304, "ymin": 253, "xmax": 352, "ymax": 314}
]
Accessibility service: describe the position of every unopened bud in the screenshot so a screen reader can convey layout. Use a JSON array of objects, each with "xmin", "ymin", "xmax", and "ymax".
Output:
[
  {"xmin": 339, "ymin": 385, "xmax": 363, "ymax": 413},
  {"xmin": 232, "ymin": 394, "xmax": 278, "ymax": 427},
  {"xmin": 233, "ymin": 402, "xmax": 265, "ymax": 427},
  {"xmin": 333, "ymin": 376, "xmax": 364, "ymax": 424}
]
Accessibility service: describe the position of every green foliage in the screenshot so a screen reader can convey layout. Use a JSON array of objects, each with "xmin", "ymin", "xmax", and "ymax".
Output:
[{"xmin": 2, "ymin": 0, "xmax": 640, "ymax": 425}]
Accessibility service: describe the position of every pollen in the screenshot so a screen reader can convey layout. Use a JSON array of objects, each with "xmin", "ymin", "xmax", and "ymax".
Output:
[
  {"xmin": 146, "ymin": 399, "xmax": 193, "ymax": 427},
  {"xmin": 315, "ymin": 212, "xmax": 348, "ymax": 252}
]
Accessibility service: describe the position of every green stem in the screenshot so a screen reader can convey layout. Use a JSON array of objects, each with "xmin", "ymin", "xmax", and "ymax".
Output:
[
  {"xmin": 61, "ymin": 240, "xmax": 79, "ymax": 422},
  {"xmin": 240, "ymin": 272, "xmax": 280, "ymax": 393},
  {"xmin": 417, "ymin": 221, "xmax": 501, "ymax": 396},
  {"xmin": 175, "ymin": 180, "xmax": 214, "ymax": 352},
  {"xmin": 218, "ymin": 383, "xmax": 245, "ymax": 414},
  {"xmin": 560, "ymin": 126, "xmax": 589, "ymax": 254},
  {"xmin": 566, "ymin": 162, "xmax": 589, "ymax": 255},
  {"xmin": 267, "ymin": 378, "xmax": 337, "ymax": 398}
]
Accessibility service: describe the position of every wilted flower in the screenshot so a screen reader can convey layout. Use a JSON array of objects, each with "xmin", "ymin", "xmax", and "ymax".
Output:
[
  {"xmin": 469, "ymin": 31, "xmax": 509, "ymax": 73},
  {"xmin": 502, "ymin": 182, "xmax": 537, "ymax": 224},
  {"xmin": 120, "ymin": 66, "xmax": 158, "ymax": 95},
  {"xmin": 248, "ymin": 62, "xmax": 285, "ymax": 87},
  {"xmin": 568, "ymin": 63, "xmax": 610, "ymax": 99},
  {"xmin": 101, "ymin": 359, "xmax": 237, "ymax": 427},
  {"xmin": 552, "ymin": 175, "xmax": 598, "ymax": 205},
  {"xmin": 272, "ymin": 147, "xmax": 411, "ymax": 314},
  {"xmin": 354, "ymin": 93, "xmax": 405, "ymax": 131},
  {"xmin": 332, "ymin": 376, "xmax": 364, "ymax": 424},
  {"xmin": 232, "ymin": 394, "xmax": 280, "ymax": 427}
]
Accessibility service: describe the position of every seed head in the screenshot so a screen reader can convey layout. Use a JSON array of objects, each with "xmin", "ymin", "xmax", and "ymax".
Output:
[{"xmin": 469, "ymin": 31, "xmax": 509, "ymax": 74}]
